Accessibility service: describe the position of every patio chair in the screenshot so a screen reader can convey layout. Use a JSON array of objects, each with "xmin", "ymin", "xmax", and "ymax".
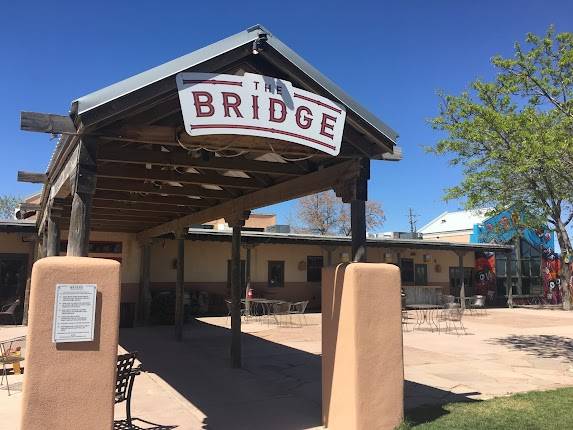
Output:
[
  {"xmin": 441, "ymin": 294, "xmax": 455, "ymax": 307},
  {"xmin": 469, "ymin": 295, "xmax": 487, "ymax": 316},
  {"xmin": 288, "ymin": 301, "xmax": 309, "ymax": 326},
  {"xmin": 272, "ymin": 301, "xmax": 292, "ymax": 326},
  {"xmin": 116, "ymin": 352, "xmax": 142, "ymax": 429},
  {"xmin": 0, "ymin": 336, "xmax": 25, "ymax": 396},
  {"xmin": 437, "ymin": 306, "xmax": 466, "ymax": 335},
  {"xmin": 225, "ymin": 300, "xmax": 248, "ymax": 325},
  {"xmin": 0, "ymin": 299, "xmax": 20, "ymax": 325}
]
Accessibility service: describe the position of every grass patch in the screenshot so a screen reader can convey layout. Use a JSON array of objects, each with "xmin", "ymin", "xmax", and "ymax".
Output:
[{"xmin": 399, "ymin": 387, "xmax": 573, "ymax": 429}]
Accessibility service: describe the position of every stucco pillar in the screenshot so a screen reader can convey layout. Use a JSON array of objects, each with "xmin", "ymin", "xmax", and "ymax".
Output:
[
  {"xmin": 322, "ymin": 263, "xmax": 403, "ymax": 430},
  {"xmin": 21, "ymin": 257, "xmax": 121, "ymax": 430}
]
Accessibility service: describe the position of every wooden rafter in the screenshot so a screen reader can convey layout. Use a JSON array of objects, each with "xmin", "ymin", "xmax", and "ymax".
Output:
[
  {"xmin": 95, "ymin": 177, "xmax": 232, "ymax": 199},
  {"xmin": 137, "ymin": 159, "xmax": 360, "ymax": 240},
  {"xmin": 17, "ymin": 171, "xmax": 47, "ymax": 184},
  {"xmin": 97, "ymin": 163, "xmax": 263, "ymax": 189}
]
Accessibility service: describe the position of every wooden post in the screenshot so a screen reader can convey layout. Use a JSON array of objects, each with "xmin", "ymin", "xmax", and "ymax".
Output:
[
  {"xmin": 245, "ymin": 245, "xmax": 252, "ymax": 316},
  {"xmin": 46, "ymin": 210, "xmax": 61, "ymax": 257},
  {"xmin": 67, "ymin": 138, "xmax": 97, "ymax": 257},
  {"xmin": 174, "ymin": 231, "xmax": 185, "ymax": 341},
  {"xmin": 227, "ymin": 211, "xmax": 249, "ymax": 368},
  {"xmin": 138, "ymin": 240, "xmax": 152, "ymax": 325},
  {"xmin": 458, "ymin": 251, "xmax": 466, "ymax": 310},
  {"xmin": 351, "ymin": 199, "xmax": 367, "ymax": 262},
  {"xmin": 334, "ymin": 158, "xmax": 370, "ymax": 263}
]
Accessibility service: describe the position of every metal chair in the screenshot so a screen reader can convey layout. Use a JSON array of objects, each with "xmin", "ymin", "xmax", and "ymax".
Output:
[
  {"xmin": 0, "ymin": 336, "xmax": 25, "ymax": 396},
  {"xmin": 470, "ymin": 295, "xmax": 487, "ymax": 315},
  {"xmin": 0, "ymin": 299, "xmax": 21, "ymax": 325},
  {"xmin": 272, "ymin": 301, "xmax": 292, "ymax": 326},
  {"xmin": 437, "ymin": 306, "xmax": 466, "ymax": 335},
  {"xmin": 115, "ymin": 352, "xmax": 142, "ymax": 429},
  {"xmin": 288, "ymin": 301, "xmax": 309, "ymax": 326}
]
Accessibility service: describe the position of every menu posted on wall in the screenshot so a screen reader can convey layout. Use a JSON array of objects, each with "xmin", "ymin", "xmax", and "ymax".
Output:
[{"xmin": 52, "ymin": 284, "xmax": 97, "ymax": 343}]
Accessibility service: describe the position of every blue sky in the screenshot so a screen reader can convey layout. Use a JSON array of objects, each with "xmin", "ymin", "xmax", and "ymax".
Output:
[{"xmin": 1, "ymin": 1, "xmax": 571, "ymax": 231}]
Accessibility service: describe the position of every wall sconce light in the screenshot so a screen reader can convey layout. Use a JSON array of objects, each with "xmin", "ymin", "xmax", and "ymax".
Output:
[
  {"xmin": 340, "ymin": 252, "xmax": 350, "ymax": 263},
  {"xmin": 423, "ymin": 254, "xmax": 432, "ymax": 262}
]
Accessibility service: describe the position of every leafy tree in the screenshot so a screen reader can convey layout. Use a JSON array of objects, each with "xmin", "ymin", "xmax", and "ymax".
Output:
[
  {"xmin": 295, "ymin": 190, "xmax": 385, "ymax": 236},
  {"xmin": 0, "ymin": 195, "xmax": 20, "ymax": 220},
  {"xmin": 429, "ymin": 27, "xmax": 573, "ymax": 308}
]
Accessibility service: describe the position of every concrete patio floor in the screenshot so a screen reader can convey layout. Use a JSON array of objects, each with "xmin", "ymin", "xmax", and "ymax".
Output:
[{"xmin": 2, "ymin": 308, "xmax": 573, "ymax": 429}]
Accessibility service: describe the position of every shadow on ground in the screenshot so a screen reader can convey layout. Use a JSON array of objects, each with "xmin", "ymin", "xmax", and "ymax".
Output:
[
  {"xmin": 120, "ymin": 320, "xmax": 482, "ymax": 429},
  {"xmin": 404, "ymin": 380, "xmax": 480, "ymax": 425},
  {"xmin": 489, "ymin": 334, "xmax": 573, "ymax": 361},
  {"xmin": 114, "ymin": 418, "xmax": 177, "ymax": 429}
]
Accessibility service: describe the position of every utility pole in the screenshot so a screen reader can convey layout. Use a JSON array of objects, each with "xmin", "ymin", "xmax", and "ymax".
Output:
[{"xmin": 408, "ymin": 208, "xmax": 419, "ymax": 234}]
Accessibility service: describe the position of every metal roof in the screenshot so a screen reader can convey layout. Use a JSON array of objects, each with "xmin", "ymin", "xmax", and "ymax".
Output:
[
  {"xmin": 419, "ymin": 209, "xmax": 490, "ymax": 235},
  {"xmin": 184, "ymin": 228, "xmax": 512, "ymax": 252},
  {"xmin": 73, "ymin": 24, "xmax": 398, "ymax": 144}
]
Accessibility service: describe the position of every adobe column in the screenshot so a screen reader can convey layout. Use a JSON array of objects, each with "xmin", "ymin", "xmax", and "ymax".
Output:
[
  {"xmin": 21, "ymin": 257, "xmax": 121, "ymax": 430},
  {"xmin": 322, "ymin": 263, "xmax": 404, "ymax": 430}
]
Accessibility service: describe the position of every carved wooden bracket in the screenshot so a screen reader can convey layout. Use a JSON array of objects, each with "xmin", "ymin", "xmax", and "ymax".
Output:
[{"xmin": 226, "ymin": 210, "xmax": 251, "ymax": 228}]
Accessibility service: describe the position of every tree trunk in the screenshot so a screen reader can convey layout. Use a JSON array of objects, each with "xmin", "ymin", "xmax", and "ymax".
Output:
[{"xmin": 554, "ymin": 218, "xmax": 572, "ymax": 310}]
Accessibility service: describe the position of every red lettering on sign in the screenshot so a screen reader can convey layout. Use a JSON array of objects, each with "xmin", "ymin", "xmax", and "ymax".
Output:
[
  {"xmin": 320, "ymin": 113, "xmax": 337, "ymax": 139},
  {"xmin": 252, "ymin": 95, "xmax": 259, "ymax": 120},
  {"xmin": 192, "ymin": 91, "xmax": 214, "ymax": 117},
  {"xmin": 269, "ymin": 98, "xmax": 287, "ymax": 123},
  {"xmin": 221, "ymin": 92, "xmax": 243, "ymax": 118},
  {"xmin": 295, "ymin": 106, "xmax": 313, "ymax": 129}
]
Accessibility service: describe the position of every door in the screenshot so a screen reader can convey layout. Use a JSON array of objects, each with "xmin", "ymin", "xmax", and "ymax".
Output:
[{"xmin": 414, "ymin": 264, "xmax": 428, "ymax": 286}]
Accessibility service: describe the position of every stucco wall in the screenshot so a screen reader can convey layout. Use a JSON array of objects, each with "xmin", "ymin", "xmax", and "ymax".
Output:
[{"xmin": 0, "ymin": 231, "xmax": 35, "ymax": 255}]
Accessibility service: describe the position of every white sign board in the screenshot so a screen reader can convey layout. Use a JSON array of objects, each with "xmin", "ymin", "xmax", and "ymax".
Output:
[
  {"xmin": 52, "ymin": 284, "xmax": 97, "ymax": 343},
  {"xmin": 176, "ymin": 72, "xmax": 347, "ymax": 156}
]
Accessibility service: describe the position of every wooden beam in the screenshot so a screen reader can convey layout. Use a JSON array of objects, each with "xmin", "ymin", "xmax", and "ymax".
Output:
[
  {"xmin": 98, "ymin": 146, "xmax": 304, "ymax": 176},
  {"xmin": 96, "ymin": 177, "xmax": 231, "ymax": 199},
  {"xmin": 46, "ymin": 211, "xmax": 61, "ymax": 257},
  {"xmin": 21, "ymin": 112, "xmax": 76, "ymax": 134},
  {"xmin": 137, "ymin": 159, "xmax": 359, "ymax": 240},
  {"xmin": 88, "ymin": 205, "xmax": 189, "ymax": 218},
  {"xmin": 138, "ymin": 240, "xmax": 152, "ymax": 325},
  {"xmin": 62, "ymin": 209, "xmax": 173, "ymax": 222},
  {"xmin": 18, "ymin": 203, "xmax": 40, "ymax": 212},
  {"xmin": 93, "ymin": 191, "xmax": 216, "ymax": 208},
  {"xmin": 67, "ymin": 138, "xmax": 97, "ymax": 257},
  {"xmin": 97, "ymin": 164, "xmax": 262, "ymax": 189},
  {"xmin": 17, "ymin": 171, "xmax": 47, "ymax": 184}
]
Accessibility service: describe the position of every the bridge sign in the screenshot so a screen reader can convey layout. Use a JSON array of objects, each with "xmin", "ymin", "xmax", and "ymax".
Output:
[{"xmin": 176, "ymin": 72, "xmax": 346, "ymax": 156}]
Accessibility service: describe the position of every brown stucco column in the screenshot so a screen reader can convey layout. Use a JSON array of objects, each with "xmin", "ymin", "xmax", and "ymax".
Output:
[
  {"xmin": 322, "ymin": 263, "xmax": 403, "ymax": 429},
  {"xmin": 21, "ymin": 257, "xmax": 121, "ymax": 430}
]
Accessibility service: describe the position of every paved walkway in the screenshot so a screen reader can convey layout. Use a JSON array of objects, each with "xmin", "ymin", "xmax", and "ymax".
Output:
[{"xmin": 2, "ymin": 308, "xmax": 573, "ymax": 429}]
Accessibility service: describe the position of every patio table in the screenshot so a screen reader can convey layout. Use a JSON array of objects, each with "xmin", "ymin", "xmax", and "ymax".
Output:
[{"xmin": 405, "ymin": 304, "xmax": 441, "ymax": 332}]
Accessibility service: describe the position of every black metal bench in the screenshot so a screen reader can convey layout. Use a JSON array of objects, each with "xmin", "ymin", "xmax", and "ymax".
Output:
[{"xmin": 116, "ymin": 352, "xmax": 142, "ymax": 428}]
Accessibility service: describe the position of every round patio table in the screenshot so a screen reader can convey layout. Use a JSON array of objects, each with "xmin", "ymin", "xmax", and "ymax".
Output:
[{"xmin": 405, "ymin": 304, "xmax": 442, "ymax": 332}]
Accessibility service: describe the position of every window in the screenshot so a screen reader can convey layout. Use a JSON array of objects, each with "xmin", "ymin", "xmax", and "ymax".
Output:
[
  {"xmin": 400, "ymin": 258, "xmax": 414, "ymax": 285},
  {"xmin": 268, "ymin": 261, "xmax": 285, "ymax": 288},
  {"xmin": 307, "ymin": 256, "xmax": 324, "ymax": 282}
]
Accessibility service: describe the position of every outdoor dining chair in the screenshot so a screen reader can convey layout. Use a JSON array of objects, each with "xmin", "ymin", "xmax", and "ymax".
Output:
[
  {"xmin": 288, "ymin": 301, "xmax": 309, "ymax": 326},
  {"xmin": 437, "ymin": 306, "xmax": 466, "ymax": 335},
  {"xmin": 469, "ymin": 295, "xmax": 487, "ymax": 316},
  {"xmin": 0, "ymin": 336, "xmax": 25, "ymax": 396},
  {"xmin": 0, "ymin": 299, "xmax": 20, "ymax": 325},
  {"xmin": 272, "ymin": 301, "xmax": 292, "ymax": 326},
  {"xmin": 116, "ymin": 352, "xmax": 142, "ymax": 429}
]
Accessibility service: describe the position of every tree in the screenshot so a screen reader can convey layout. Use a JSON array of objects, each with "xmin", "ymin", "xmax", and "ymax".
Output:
[
  {"xmin": 0, "ymin": 195, "xmax": 20, "ymax": 220},
  {"xmin": 428, "ymin": 27, "xmax": 573, "ymax": 308},
  {"xmin": 295, "ymin": 190, "xmax": 385, "ymax": 236},
  {"xmin": 338, "ymin": 200, "xmax": 386, "ymax": 236}
]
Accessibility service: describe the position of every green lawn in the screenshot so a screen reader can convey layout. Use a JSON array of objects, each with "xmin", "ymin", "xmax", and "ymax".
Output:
[{"xmin": 399, "ymin": 387, "xmax": 573, "ymax": 430}]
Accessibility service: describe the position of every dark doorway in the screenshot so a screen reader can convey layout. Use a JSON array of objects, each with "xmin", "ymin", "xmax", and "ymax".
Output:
[
  {"xmin": 0, "ymin": 253, "xmax": 28, "ymax": 322},
  {"xmin": 400, "ymin": 258, "xmax": 415, "ymax": 285}
]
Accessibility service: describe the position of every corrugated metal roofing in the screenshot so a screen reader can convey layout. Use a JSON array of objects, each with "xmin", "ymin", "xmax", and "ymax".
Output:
[{"xmin": 73, "ymin": 24, "xmax": 398, "ymax": 144}]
